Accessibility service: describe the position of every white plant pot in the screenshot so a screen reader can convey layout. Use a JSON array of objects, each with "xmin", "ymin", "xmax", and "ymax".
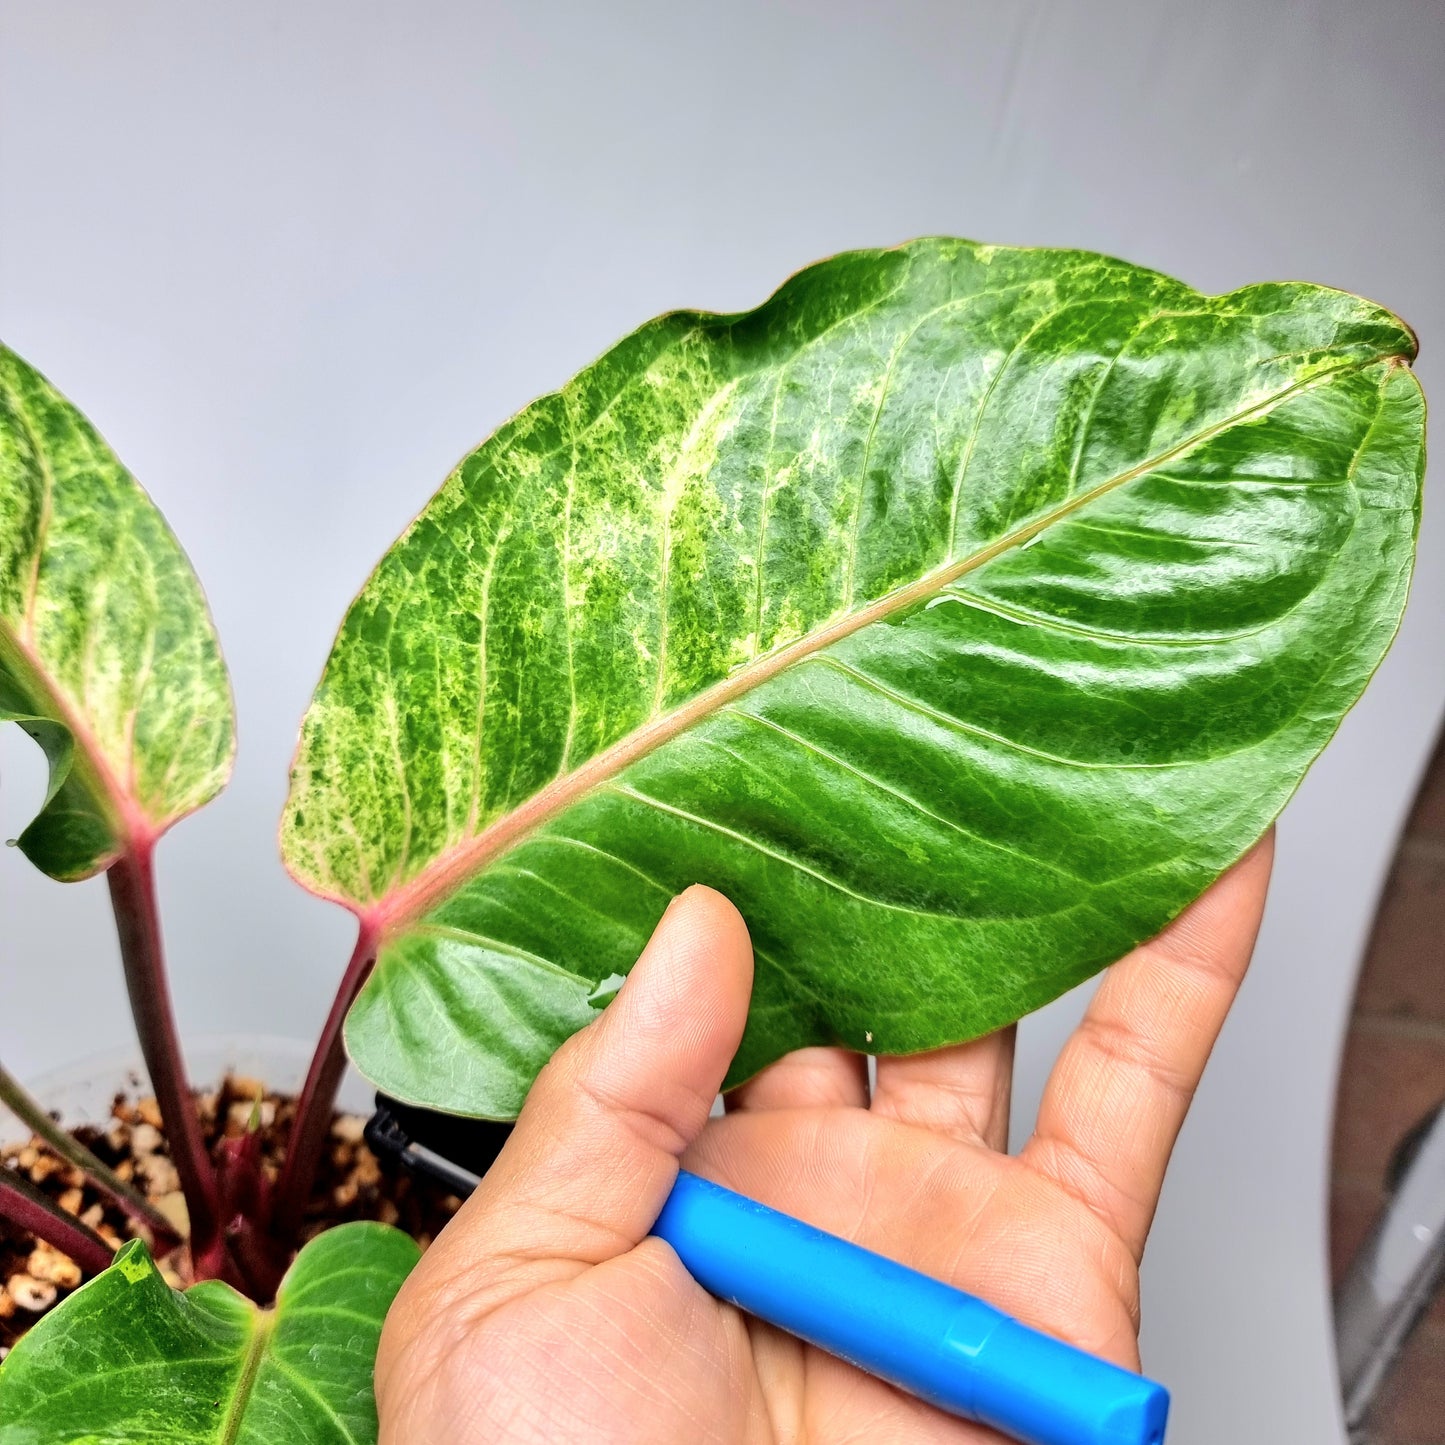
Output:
[{"xmin": 1, "ymin": 1035, "xmax": 375, "ymax": 1146}]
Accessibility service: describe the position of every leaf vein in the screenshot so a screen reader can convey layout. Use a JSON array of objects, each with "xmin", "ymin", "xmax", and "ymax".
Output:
[
  {"xmin": 603, "ymin": 781, "xmax": 962, "ymax": 922},
  {"xmin": 720, "ymin": 703, "xmax": 1088, "ymax": 882}
]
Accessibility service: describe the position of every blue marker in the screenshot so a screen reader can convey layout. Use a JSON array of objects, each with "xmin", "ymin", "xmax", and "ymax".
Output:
[{"xmin": 652, "ymin": 1171, "xmax": 1168, "ymax": 1445}]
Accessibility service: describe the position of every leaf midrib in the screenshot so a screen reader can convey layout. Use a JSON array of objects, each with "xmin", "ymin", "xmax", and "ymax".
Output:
[
  {"xmin": 366, "ymin": 350, "xmax": 1404, "ymax": 938},
  {"xmin": 217, "ymin": 1308, "xmax": 273, "ymax": 1445}
]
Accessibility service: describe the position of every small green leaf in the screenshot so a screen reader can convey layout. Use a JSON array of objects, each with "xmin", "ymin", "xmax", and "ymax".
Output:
[
  {"xmin": 281, "ymin": 238, "xmax": 1425, "ymax": 1117},
  {"xmin": 0, "ymin": 346, "xmax": 234, "ymax": 879},
  {"xmin": 0, "ymin": 1222, "xmax": 420, "ymax": 1443}
]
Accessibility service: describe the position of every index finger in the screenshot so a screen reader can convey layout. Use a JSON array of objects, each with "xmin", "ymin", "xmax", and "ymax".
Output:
[{"xmin": 1021, "ymin": 831, "xmax": 1274, "ymax": 1261}]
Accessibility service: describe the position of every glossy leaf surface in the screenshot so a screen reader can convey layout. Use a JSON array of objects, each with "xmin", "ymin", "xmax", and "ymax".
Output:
[
  {"xmin": 281, "ymin": 238, "xmax": 1425, "ymax": 1117},
  {"xmin": 0, "ymin": 346, "xmax": 234, "ymax": 879},
  {"xmin": 0, "ymin": 1222, "xmax": 419, "ymax": 1443}
]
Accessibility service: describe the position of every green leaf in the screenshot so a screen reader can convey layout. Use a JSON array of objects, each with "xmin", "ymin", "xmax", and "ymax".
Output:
[
  {"xmin": 0, "ymin": 1222, "xmax": 420, "ymax": 1444},
  {"xmin": 280, "ymin": 237, "xmax": 1425, "ymax": 1117},
  {"xmin": 0, "ymin": 346, "xmax": 234, "ymax": 879}
]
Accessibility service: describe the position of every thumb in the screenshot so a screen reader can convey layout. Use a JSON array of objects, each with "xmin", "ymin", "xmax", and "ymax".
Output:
[{"xmin": 411, "ymin": 884, "xmax": 753, "ymax": 1291}]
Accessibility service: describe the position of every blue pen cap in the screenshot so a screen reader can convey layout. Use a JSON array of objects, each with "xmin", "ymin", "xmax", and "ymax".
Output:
[{"xmin": 949, "ymin": 1313, "xmax": 1169, "ymax": 1445}]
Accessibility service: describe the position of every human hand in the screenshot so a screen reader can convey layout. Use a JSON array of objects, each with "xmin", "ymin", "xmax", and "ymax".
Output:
[{"xmin": 376, "ymin": 832, "xmax": 1274, "ymax": 1444}]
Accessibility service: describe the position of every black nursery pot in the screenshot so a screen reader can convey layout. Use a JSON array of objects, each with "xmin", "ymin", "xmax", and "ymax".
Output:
[{"xmin": 365, "ymin": 1097, "xmax": 513, "ymax": 1200}]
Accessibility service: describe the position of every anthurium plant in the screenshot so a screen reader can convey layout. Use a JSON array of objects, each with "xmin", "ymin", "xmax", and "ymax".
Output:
[{"xmin": 0, "ymin": 238, "xmax": 1426, "ymax": 1440}]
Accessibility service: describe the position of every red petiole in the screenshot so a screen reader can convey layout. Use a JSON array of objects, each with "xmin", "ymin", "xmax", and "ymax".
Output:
[
  {"xmin": 105, "ymin": 836, "xmax": 222, "ymax": 1264},
  {"xmin": 269, "ymin": 921, "xmax": 381, "ymax": 1244},
  {"xmin": 0, "ymin": 1170, "xmax": 113, "ymax": 1279}
]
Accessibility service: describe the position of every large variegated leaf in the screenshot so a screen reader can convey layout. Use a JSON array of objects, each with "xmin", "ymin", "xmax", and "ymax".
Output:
[
  {"xmin": 0, "ymin": 346, "xmax": 234, "ymax": 879},
  {"xmin": 281, "ymin": 238, "xmax": 1425, "ymax": 1117},
  {"xmin": 0, "ymin": 1222, "xmax": 419, "ymax": 1443}
]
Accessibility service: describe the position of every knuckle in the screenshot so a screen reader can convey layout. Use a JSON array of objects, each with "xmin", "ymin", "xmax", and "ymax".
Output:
[{"xmin": 1078, "ymin": 1010, "xmax": 1195, "ymax": 1109}]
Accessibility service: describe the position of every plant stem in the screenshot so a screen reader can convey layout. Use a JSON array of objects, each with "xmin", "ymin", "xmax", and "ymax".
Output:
[
  {"xmin": 215, "ymin": 1129, "xmax": 284, "ymax": 1301},
  {"xmin": 0, "ymin": 1169, "xmax": 114, "ymax": 1277},
  {"xmin": 0, "ymin": 1059, "xmax": 178, "ymax": 1245},
  {"xmin": 107, "ymin": 837, "xmax": 220, "ymax": 1256},
  {"xmin": 269, "ymin": 921, "xmax": 379, "ymax": 1243},
  {"xmin": 225, "ymin": 1214, "xmax": 286, "ymax": 1304}
]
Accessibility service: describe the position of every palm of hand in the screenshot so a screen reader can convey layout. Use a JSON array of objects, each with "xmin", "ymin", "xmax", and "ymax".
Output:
[{"xmin": 378, "ymin": 838, "xmax": 1271, "ymax": 1445}]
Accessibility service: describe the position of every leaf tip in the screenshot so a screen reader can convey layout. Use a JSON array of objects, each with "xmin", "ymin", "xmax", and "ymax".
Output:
[{"xmin": 114, "ymin": 1240, "xmax": 153, "ymax": 1285}]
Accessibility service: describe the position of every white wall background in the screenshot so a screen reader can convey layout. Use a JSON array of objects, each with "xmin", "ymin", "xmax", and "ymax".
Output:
[{"xmin": 1, "ymin": 4, "xmax": 1442, "ymax": 1440}]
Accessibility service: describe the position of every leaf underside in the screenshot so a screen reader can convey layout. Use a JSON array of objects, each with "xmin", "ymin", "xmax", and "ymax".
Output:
[
  {"xmin": 0, "ymin": 1222, "xmax": 420, "ymax": 1444},
  {"xmin": 0, "ymin": 346, "xmax": 235, "ymax": 879},
  {"xmin": 280, "ymin": 237, "xmax": 1425, "ymax": 1118}
]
